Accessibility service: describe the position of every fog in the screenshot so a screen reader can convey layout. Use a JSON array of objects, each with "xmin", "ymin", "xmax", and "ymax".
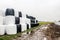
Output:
[{"xmin": 0, "ymin": 0, "xmax": 60, "ymax": 22}]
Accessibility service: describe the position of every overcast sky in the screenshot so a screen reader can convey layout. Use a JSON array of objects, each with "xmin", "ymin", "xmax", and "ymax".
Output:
[{"xmin": 0, "ymin": 0, "xmax": 60, "ymax": 22}]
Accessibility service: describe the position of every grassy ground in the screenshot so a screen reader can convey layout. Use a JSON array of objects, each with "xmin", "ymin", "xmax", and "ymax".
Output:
[
  {"xmin": 39, "ymin": 21, "xmax": 53, "ymax": 25},
  {"xmin": 0, "ymin": 26, "xmax": 40, "ymax": 40},
  {"xmin": 0, "ymin": 21, "xmax": 53, "ymax": 40}
]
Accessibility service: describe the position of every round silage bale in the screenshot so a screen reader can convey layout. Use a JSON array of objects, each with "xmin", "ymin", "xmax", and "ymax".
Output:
[
  {"xmin": 19, "ymin": 12, "xmax": 22, "ymax": 17},
  {"xmin": 6, "ymin": 24, "xmax": 17, "ymax": 35},
  {"xmin": 0, "ymin": 16, "xmax": 4, "ymax": 25},
  {"xmin": 21, "ymin": 23, "xmax": 27, "ymax": 32},
  {"xmin": 15, "ymin": 17, "xmax": 20, "ymax": 24},
  {"xmin": 22, "ymin": 12, "xmax": 26, "ymax": 18},
  {"xmin": 5, "ymin": 8, "xmax": 15, "ymax": 16},
  {"xmin": 20, "ymin": 17, "xmax": 26, "ymax": 24},
  {"xmin": 20, "ymin": 24, "xmax": 27, "ymax": 34},
  {"xmin": 26, "ymin": 18, "xmax": 31, "ymax": 28},
  {"xmin": 4, "ymin": 16, "xmax": 15, "ymax": 25},
  {"xmin": 0, "ymin": 25, "xmax": 5, "ymax": 35},
  {"xmin": 15, "ymin": 10, "xmax": 19, "ymax": 17},
  {"xmin": 16, "ymin": 24, "xmax": 21, "ymax": 33},
  {"xmin": 0, "ymin": 10, "xmax": 4, "ymax": 17}
]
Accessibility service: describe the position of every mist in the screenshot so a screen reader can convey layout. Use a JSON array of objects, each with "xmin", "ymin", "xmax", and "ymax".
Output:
[{"xmin": 0, "ymin": 0, "xmax": 60, "ymax": 22}]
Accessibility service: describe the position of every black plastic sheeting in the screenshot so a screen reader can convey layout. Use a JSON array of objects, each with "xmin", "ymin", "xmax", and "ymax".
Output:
[
  {"xmin": 31, "ymin": 20, "xmax": 35, "ymax": 24},
  {"xmin": 27, "ymin": 24, "xmax": 29, "ymax": 34},
  {"xmin": 36, "ymin": 20, "xmax": 38, "ymax": 23},
  {"xmin": 15, "ymin": 17, "xmax": 20, "ymax": 24},
  {"xmin": 19, "ymin": 12, "xmax": 22, "ymax": 17},
  {"xmin": 16, "ymin": 24, "xmax": 21, "ymax": 33},
  {"xmin": 31, "ymin": 23, "xmax": 39, "ymax": 28},
  {"xmin": 27, "ymin": 24, "xmax": 29, "ymax": 29},
  {"xmin": 26, "ymin": 15, "xmax": 35, "ymax": 19},
  {"xmin": 5, "ymin": 8, "xmax": 14, "ymax": 16}
]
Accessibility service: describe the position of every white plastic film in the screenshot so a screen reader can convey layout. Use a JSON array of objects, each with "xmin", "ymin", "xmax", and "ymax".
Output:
[
  {"xmin": 0, "ymin": 10, "xmax": 4, "ymax": 17},
  {"xmin": 0, "ymin": 25, "xmax": 5, "ymax": 35},
  {"xmin": 26, "ymin": 18, "xmax": 31, "ymax": 24},
  {"xmin": 15, "ymin": 10, "xmax": 19, "ymax": 17},
  {"xmin": 20, "ymin": 18, "xmax": 26, "ymax": 24},
  {"xmin": 6, "ymin": 25, "xmax": 17, "ymax": 35},
  {"xmin": 4, "ymin": 16, "xmax": 15, "ymax": 25},
  {"xmin": 26, "ymin": 18, "xmax": 31, "ymax": 29},
  {"xmin": 21, "ymin": 24, "xmax": 27, "ymax": 32},
  {"xmin": 22, "ymin": 13, "xmax": 26, "ymax": 18},
  {"xmin": 0, "ymin": 16, "xmax": 3, "ymax": 25}
]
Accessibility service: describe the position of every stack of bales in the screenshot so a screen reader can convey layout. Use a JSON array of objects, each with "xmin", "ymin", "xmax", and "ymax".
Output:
[
  {"xmin": 26, "ymin": 15, "xmax": 39, "ymax": 27},
  {"xmin": 0, "ymin": 11, "xmax": 5, "ymax": 35},
  {"xmin": 26, "ymin": 15, "xmax": 31, "ymax": 34},
  {"xmin": 19, "ymin": 12, "xmax": 27, "ymax": 32},
  {"xmin": 15, "ymin": 11, "xmax": 27, "ymax": 34},
  {"xmin": 0, "ymin": 8, "xmax": 39, "ymax": 35},
  {"xmin": 4, "ymin": 8, "xmax": 17, "ymax": 35}
]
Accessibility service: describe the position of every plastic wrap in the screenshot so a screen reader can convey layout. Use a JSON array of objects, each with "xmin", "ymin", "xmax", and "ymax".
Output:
[
  {"xmin": 15, "ymin": 10, "xmax": 19, "ymax": 17},
  {"xmin": 4, "ymin": 16, "xmax": 15, "ymax": 25},
  {"xmin": 21, "ymin": 23, "xmax": 27, "ymax": 34},
  {"xmin": 21, "ymin": 24, "xmax": 27, "ymax": 32},
  {"xmin": 5, "ymin": 8, "xmax": 14, "ymax": 16},
  {"xmin": 22, "ymin": 13, "xmax": 26, "ymax": 18},
  {"xmin": 16, "ymin": 24, "xmax": 21, "ymax": 33},
  {"xmin": 20, "ymin": 18, "xmax": 26, "ymax": 24},
  {"xmin": 26, "ymin": 18, "xmax": 31, "ymax": 29},
  {"xmin": 0, "ymin": 16, "xmax": 3, "ymax": 25},
  {"xmin": 19, "ymin": 12, "xmax": 22, "ymax": 17},
  {"xmin": 6, "ymin": 25, "xmax": 17, "ymax": 35},
  {"xmin": 0, "ymin": 25, "xmax": 5, "ymax": 35},
  {"xmin": 0, "ymin": 10, "xmax": 4, "ymax": 17},
  {"xmin": 15, "ymin": 17, "xmax": 20, "ymax": 24},
  {"xmin": 26, "ymin": 18, "xmax": 30, "ymax": 24}
]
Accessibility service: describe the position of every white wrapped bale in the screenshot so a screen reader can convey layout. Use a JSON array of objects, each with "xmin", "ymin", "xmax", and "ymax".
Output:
[
  {"xmin": 19, "ymin": 12, "xmax": 22, "ymax": 17},
  {"xmin": 0, "ymin": 25, "xmax": 5, "ymax": 35},
  {"xmin": 4, "ymin": 16, "xmax": 15, "ymax": 25},
  {"xmin": 21, "ymin": 24, "xmax": 27, "ymax": 34},
  {"xmin": 15, "ymin": 17, "xmax": 20, "ymax": 24},
  {"xmin": 20, "ymin": 18, "xmax": 26, "ymax": 24},
  {"xmin": 21, "ymin": 24, "xmax": 27, "ymax": 32},
  {"xmin": 15, "ymin": 10, "xmax": 19, "ymax": 17},
  {"xmin": 16, "ymin": 24, "xmax": 21, "ymax": 33},
  {"xmin": 22, "ymin": 13, "xmax": 26, "ymax": 18},
  {"xmin": 0, "ymin": 10, "xmax": 4, "ymax": 17},
  {"xmin": 26, "ymin": 18, "xmax": 30, "ymax": 24},
  {"xmin": 0, "ymin": 16, "xmax": 3, "ymax": 25},
  {"xmin": 26, "ymin": 18, "xmax": 31, "ymax": 28},
  {"xmin": 6, "ymin": 25, "xmax": 17, "ymax": 35}
]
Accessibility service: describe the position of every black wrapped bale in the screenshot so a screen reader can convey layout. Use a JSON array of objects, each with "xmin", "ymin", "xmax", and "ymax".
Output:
[
  {"xmin": 16, "ymin": 24, "xmax": 21, "ymax": 33},
  {"xmin": 27, "ymin": 24, "xmax": 29, "ymax": 29},
  {"xmin": 15, "ymin": 17, "xmax": 20, "ymax": 24},
  {"xmin": 5, "ymin": 8, "xmax": 14, "ymax": 16},
  {"xmin": 19, "ymin": 12, "xmax": 22, "ymax": 17},
  {"xmin": 31, "ymin": 23, "xmax": 39, "ymax": 27}
]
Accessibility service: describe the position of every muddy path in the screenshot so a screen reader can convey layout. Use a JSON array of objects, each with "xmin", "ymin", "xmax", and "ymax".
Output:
[{"xmin": 13, "ymin": 24, "xmax": 60, "ymax": 40}]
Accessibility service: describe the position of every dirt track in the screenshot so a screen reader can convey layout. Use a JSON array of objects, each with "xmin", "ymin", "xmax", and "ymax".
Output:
[
  {"xmin": 12, "ymin": 25, "xmax": 48, "ymax": 40},
  {"xmin": 13, "ymin": 24, "xmax": 60, "ymax": 40}
]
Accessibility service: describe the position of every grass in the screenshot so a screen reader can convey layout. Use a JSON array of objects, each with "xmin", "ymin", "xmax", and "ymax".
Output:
[
  {"xmin": 0, "ymin": 21, "xmax": 53, "ymax": 40},
  {"xmin": 39, "ymin": 21, "xmax": 53, "ymax": 25},
  {"xmin": 0, "ymin": 25, "xmax": 40, "ymax": 40}
]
